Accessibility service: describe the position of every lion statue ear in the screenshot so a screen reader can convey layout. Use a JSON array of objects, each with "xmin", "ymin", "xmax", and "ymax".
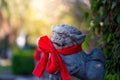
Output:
[
  {"xmin": 69, "ymin": 34, "xmax": 86, "ymax": 44},
  {"xmin": 79, "ymin": 34, "xmax": 86, "ymax": 44}
]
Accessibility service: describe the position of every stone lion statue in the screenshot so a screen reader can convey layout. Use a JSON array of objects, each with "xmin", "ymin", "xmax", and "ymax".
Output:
[{"xmin": 33, "ymin": 24, "xmax": 106, "ymax": 80}]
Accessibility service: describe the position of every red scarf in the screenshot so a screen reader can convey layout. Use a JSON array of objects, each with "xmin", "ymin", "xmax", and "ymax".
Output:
[{"xmin": 32, "ymin": 36, "xmax": 82, "ymax": 80}]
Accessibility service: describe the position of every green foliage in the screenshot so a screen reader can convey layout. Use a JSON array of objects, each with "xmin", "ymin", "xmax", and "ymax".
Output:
[
  {"xmin": 82, "ymin": 35, "xmax": 90, "ymax": 51},
  {"xmin": 11, "ymin": 47, "xmax": 34, "ymax": 75},
  {"xmin": 89, "ymin": 0, "xmax": 120, "ymax": 78},
  {"xmin": 105, "ymin": 71, "xmax": 120, "ymax": 80}
]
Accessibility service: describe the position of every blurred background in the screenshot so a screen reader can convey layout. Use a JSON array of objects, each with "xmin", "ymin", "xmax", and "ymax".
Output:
[{"xmin": 0, "ymin": 0, "xmax": 120, "ymax": 80}]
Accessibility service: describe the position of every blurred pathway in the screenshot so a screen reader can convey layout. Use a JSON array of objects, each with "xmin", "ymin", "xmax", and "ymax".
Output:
[
  {"xmin": 0, "ymin": 74, "xmax": 50, "ymax": 80},
  {"xmin": 0, "ymin": 59, "xmax": 79, "ymax": 80}
]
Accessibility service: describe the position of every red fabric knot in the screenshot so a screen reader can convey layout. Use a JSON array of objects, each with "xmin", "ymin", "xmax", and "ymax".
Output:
[{"xmin": 32, "ymin": 36, "xmax": 82, "ymax": 80}]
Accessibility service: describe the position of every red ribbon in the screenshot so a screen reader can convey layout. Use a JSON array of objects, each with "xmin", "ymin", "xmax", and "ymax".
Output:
[
  {"xmin": 34, "ymin": 48, "xmax": 42, "ymax": 61},
  {"xmin": 32, "ymin": 36, "xmax": 82, "ymax": 80}
]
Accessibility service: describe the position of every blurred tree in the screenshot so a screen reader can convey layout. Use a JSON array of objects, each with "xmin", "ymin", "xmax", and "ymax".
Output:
[
  {"xmin": 22, "ymin": 0, "xmax": 91, "ymax": 45},
  {"xmin": 0, "ymin": 0, "xmax": 28, "ymax": 58},
  {"xmin": 0, "ymin": 0, "xmax": 11, "ymax": 58},
  {"xmin": 0, "ymin": 0, "xmax": 90, "ymax": 58}
]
